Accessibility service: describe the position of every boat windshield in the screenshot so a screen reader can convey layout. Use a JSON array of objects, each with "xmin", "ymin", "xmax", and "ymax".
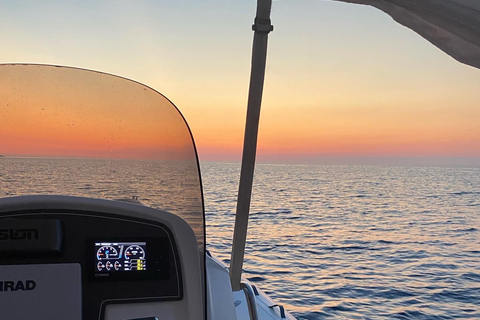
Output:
[{"xmin": 0, "ymin": 64, "xmax": 204, "ymax": 249}]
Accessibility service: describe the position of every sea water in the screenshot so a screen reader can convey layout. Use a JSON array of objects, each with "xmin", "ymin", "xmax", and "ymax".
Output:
[
  {"xmin": 202, "ymin": 162, "xmax": 480, "ymax": 320},
  {"xmin": 1, "ymin": 158, "xmax": 479, "ymax": 319}
]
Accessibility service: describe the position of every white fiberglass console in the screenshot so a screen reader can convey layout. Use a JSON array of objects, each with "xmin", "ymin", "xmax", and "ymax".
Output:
[{"xmin": 0, "ymin": 196, "xmax": 204, "ymax": 320}]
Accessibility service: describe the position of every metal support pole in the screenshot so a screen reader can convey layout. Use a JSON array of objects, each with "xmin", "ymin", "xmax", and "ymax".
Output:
[{"xmin": 230, "ymin": 0, "xmax": 273, "ymax": 291}]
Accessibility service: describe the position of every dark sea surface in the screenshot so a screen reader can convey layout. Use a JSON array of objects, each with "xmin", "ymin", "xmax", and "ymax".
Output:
[
  {"xmin": 1, "ymin": 158, "xmax": 479, "ymax": 319},
  {"xmin": 201, "ymin": 162, "xmax": 480, "ymax": 320}
]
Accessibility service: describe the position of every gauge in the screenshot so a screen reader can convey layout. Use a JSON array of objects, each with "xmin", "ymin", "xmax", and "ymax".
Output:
[
  {"xmin": 106, "ymin": 261, "xmax": 113, "ymax": 271},
  {"xmin": 97, "ymin": 246, "xmax": 119, "ymax": 260},
  {"xmin": 124, "ymin": 245, "xmax": 145, "ymax": 260},
  {"xmin": 97, "ymin": 261, "xmax": 105, "ymax": 271},
  {"xmin": 114, "ymin": 261, "xmax": 122, "ymax": 271}
]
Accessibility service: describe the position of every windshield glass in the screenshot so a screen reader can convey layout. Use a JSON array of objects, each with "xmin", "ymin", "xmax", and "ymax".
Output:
[{"xmin": 0, "ymin": 64, "xmax": 204, "ymax": 248}]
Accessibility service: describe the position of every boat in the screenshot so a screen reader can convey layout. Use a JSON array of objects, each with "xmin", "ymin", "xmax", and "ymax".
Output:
[
  {"xmin": 1, "ymin": 1, "xmax": 479, "ymax": 319},
  {"xmin": 0, "ymin": 61, "xmax": 297, "ymax": 319}
]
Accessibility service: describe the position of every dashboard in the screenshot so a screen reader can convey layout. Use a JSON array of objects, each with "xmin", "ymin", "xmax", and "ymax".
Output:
[
  {"xmin": 95, "ymin": 241, "xmax": 147, "ymax": 272},
  {"xmin": 0, "ymin": 196, "xmax": 204, "ymax": 320}
]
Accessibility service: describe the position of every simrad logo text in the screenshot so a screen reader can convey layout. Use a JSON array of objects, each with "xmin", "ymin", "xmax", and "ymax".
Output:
[
  {"xmin": 0, "ymin": 229, "xmax": 39, "ymax": 240},
  {"xmin": 0, "ymin": 280, "xmax": 36, "ymax": 292}
]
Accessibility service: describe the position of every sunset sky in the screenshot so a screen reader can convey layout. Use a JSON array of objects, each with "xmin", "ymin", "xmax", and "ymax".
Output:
[{"xmin": 1, "ymin": 0, "xmax": 479, "ymax": 165}]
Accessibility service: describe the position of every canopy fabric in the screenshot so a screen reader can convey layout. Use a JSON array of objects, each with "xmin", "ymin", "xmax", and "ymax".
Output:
[{"xmin": 334, "ymin": 0, "xmax": 480, "ymax": 69}]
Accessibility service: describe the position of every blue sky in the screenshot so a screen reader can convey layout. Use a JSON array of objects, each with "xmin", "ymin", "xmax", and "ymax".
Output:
[{"xmin": 2, "ymin": 0, "xmax": 479, "ymax": 165}]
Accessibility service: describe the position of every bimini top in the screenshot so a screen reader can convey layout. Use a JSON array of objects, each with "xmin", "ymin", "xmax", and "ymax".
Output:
[
  {"xmin": 0, "ymin": 64, "xmax": 204, "ymax": 249},
  {"xmin": 334, "ymin": 0, "xmax": 480, "ymax": 70}
]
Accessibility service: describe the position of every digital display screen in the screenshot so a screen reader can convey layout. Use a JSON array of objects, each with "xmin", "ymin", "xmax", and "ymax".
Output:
[{"xmin": 94, "ymin": 241, "xmax": 147, "ymax": 273}]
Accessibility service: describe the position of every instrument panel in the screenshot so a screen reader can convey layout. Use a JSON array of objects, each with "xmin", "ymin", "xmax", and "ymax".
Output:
[
  {"xmin": 96, "ymin": 242, "xmax": 146, "ymax": 271},
  {"xmin": 96, "ymin": 242, "xmax": 146, "ymax": 272},
  {"xmin": 92, "ymin": 239, "xmax": 170, "ymax": 281}
]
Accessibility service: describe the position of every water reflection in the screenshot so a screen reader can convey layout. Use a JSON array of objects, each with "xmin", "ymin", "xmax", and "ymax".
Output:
[{"xmin": 202, "ymin": 162, "xmax": 480, "ymax": 319}]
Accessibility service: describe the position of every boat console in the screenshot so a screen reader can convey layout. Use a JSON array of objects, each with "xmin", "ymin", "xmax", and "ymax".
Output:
[
  {"xmin": 0, "ymin": 195, "xmax": 204, "ymax": 320},
  {"xmin": 0, "ymin": 64, "xmax": 206, "ymax": 320}
]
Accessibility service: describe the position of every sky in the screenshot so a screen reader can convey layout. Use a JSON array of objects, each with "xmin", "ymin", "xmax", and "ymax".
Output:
[{"xmin": 1, "ymin": 0, "xmax": 479, "ymax": 165}]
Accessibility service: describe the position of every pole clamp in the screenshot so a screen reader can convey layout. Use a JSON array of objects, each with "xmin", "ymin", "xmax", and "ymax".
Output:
[{"xmin": 252, "ymin": 17, "xmax": 274, "ymax": 33}]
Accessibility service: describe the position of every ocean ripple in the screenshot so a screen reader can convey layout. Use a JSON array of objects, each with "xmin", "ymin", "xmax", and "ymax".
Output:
[{"xmin": 202, "ymin": 163, "xmax": 480, "ymax": 319}]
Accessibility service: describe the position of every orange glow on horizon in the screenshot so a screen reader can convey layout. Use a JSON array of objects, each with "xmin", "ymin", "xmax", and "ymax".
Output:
[{"xmin": 1, "ymin": 0, "xmax": 480, "ymax": 165}]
